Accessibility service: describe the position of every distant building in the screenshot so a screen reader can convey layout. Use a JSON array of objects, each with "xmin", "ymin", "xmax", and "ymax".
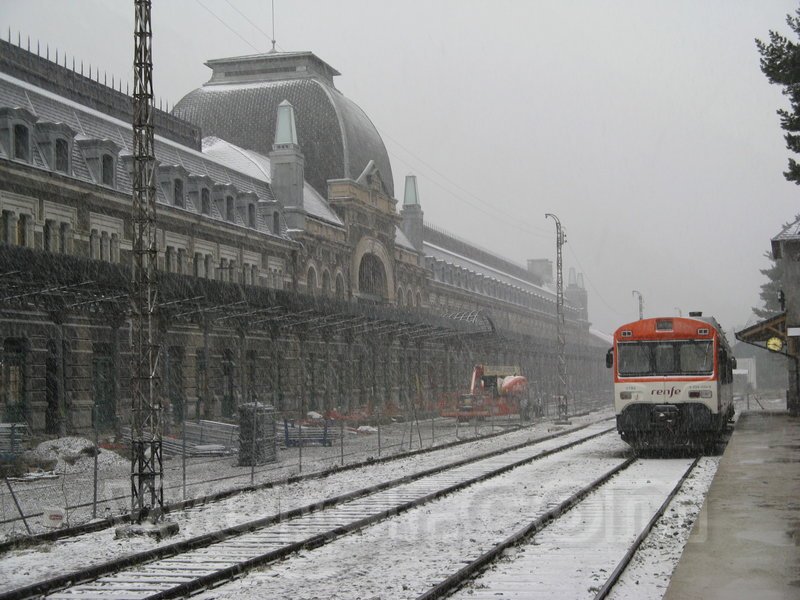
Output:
[{"xmin": 0, "ymin": 36, "xmax": 607, "ymax": 433}]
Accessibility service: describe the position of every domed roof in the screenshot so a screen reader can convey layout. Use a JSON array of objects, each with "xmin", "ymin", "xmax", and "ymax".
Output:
[{"xmin": 173, "ymin": 51, "xmax": 393, "ymax": 198}]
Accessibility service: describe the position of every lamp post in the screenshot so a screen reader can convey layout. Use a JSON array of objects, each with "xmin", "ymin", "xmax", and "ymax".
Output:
[
  {"xmin": 545, "ymin": 213, "xmax": 569, "ymax": 423},
  {"xmin": 632, "ymin": 290, "xmax": 644, "ymax": 320}
]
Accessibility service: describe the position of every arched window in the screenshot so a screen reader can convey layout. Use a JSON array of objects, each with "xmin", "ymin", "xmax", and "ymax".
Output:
[
  {"xmin": 358, "ymin": 254, "xmax": 387, "ymax": 298},
  {"xmin": 406, "ymin": 289, "xmax": 413, "ymax": 307},
  {"xmin": 201, "ymin": 188, "xmax": 211, "ymax": 215},
  {"xmin": 307, "ymin": 266, "xmax": 317, "ymax": 295},
  {"xmin": 101, "ymin": 154, "xmax": 114, "ymax": 186},
  {"xmin": 335, "ymin": 273, "xmax": 345, "ymax": 299},
  {"xmin": 173, "ymin": 179, "xmax": 184, "ymax": 208},
  {"xmin": 272, "ymin": 212, "xmax": 280, "ymax": 234},
  {"xmin": 397, "ymin": 287, "xmax": 404, "ymax": 306},
  {"xmin": 416, "ymin": 292, "xmax": 422, "ymax": 307},
  {"xmin": 13, "ymin": 124, "xmax": 29, "ymax": 162},
  {"xmin": 55, "ymin": 139, "xmax": 69, "ymax": 173},
  {"xmin": 226, "ymin": 196, "xmax": 235, "ymax": 221}
]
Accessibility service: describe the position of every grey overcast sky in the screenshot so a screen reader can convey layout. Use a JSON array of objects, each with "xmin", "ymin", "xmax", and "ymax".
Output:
[{"xmin": 1, "ymin": 0, "xmax": 798, "ymax": 334}]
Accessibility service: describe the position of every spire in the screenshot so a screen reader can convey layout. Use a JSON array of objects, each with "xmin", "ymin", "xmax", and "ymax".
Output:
[
  {"xmin": 403, "ymin": 174, "xmax": 420, "ymax": 206},
  {"xmin": 274, "ymin": 99, "xmax": 298, "ymax": 146},
  {"xmin": 401, "ymin": 173, "xmax": 424, "ymax": 252}
]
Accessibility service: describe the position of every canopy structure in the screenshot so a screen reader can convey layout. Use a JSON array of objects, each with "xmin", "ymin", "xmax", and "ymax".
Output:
[{"xmin": 735, "ymin": 312, "xmax": 787, "ymax": 352}]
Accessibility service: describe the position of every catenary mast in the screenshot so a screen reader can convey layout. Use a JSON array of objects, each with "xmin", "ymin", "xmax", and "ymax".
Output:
[{"xmin": 130, "ymin": 0, "xmax": 163, "ymax": 522}]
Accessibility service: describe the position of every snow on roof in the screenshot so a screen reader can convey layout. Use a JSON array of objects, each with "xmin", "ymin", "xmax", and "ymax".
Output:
[{"xmin": 424, "ymin": 241, "xmax": 556, "ymax": 301}]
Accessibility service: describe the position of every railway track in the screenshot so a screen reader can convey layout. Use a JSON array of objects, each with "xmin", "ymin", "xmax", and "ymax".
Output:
[
  {"xmin": 422, "ymin": 456, "xmax": 701, "ymax": 600},
  {"xmin": 2, "ymin": 422, "xmax": 615, "ymax": 600}
]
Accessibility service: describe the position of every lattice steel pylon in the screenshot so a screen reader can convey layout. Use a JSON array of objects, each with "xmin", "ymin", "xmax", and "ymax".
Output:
[
  {"xmin": 545, "ymin": 213, "xmax": 568, "ymax": 421},
  {"xmin": 130, "ymin": 0, "xmax": 163, "ymax": 522}
]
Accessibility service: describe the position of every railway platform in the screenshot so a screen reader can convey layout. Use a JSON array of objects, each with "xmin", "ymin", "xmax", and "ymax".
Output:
[{"xmin": 664, "ymin": 410, "xmax": 800, "ymax": 600}]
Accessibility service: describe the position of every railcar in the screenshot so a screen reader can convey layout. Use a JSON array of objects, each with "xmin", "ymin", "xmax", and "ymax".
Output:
[{"xmin": 606, "ymin": 313, "xmax": 735, "ymax": 450}]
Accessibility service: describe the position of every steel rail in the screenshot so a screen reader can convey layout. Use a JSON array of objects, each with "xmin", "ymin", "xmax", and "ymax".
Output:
[
  {"xmin": 592, "ymin": 456, "xmax": 702, "ymax": 599},
  {"xmin": 415, "ymin": 457, "xmax": 638, "ymax": 600},
  {"xmin": 1, "ymin": 426, "xmax": 614, "ymax": 599},
  {"xmin": 0, "ymin": 415, "xmax": 609, "ymax": 552}
]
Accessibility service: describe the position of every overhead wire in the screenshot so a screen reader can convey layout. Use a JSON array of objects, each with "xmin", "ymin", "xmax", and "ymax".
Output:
[{"xmin": 195, "ymin": 0, "xmax": 262, "ymax": 53}]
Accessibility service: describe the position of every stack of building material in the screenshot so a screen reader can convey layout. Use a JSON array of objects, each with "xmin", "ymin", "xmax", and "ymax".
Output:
[{"xmin": 238, "ymin": 403, "xmax": 277, "ymax": 466}]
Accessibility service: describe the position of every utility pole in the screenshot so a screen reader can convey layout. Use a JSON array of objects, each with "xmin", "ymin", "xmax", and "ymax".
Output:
[
  {"xmin": 632, "ymin": 290, "xmax": 644, "ymax": 321},
  {"xmin": 129, "ymin": 0, "xmax": 166, "ymax": 528},
  {"xmin": 545, "ymin": 213, "xmax": 569, "ymax": 423}
]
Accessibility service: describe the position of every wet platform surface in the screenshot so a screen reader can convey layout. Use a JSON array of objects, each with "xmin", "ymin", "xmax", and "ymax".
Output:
[{"xmin": 664, "ymin": 411, "xmax": 800, "ymax": 600}]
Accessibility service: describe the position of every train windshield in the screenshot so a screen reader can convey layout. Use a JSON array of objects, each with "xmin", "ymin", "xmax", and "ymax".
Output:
[{"xmin": 617, "ymin": 340, "xmax": 714, "ymax": 377}]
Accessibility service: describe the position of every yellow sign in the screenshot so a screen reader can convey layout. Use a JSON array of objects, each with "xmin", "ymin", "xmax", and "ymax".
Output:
[{"xmin": 767, "ymin": 337, "xmax": 784, "ymax": 352}]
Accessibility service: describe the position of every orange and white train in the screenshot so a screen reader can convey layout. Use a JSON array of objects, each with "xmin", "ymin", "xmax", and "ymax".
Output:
[{"xmin": 606, "ymin": 313, "xmax": 735, "ymax": 450}]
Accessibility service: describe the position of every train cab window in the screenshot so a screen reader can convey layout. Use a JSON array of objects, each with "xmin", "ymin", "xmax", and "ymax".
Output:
[
  {"xmin": 653, "ymin": 344, "xmax": 675, "ymax": 374},
  {"xmin": 679, "ymin": 342, "xmax": 714, "ymax": 375},
  {"xmin": 617, "ymin": 343, "xmax": 650, "ymax": 376}
]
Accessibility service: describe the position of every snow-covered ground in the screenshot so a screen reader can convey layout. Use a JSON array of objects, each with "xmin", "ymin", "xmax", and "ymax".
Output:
[
  {"xmin": 1, "ymin": 412, "xmax": 588, "ymax": 541},
  {"xmin": 0, "ymin": 410, "xmax": 612, "ymax": 592},
  {"xmin": 189, "ymin": 433, "xmax": 630, "ymax": 600}
]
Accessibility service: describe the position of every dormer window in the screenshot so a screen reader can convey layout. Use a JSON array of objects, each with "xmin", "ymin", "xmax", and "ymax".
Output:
[
  {"xmin": 101, "ymin": 154, "xmax": 115, "ymax": 186},
  {"xmin": 248, "ymin": 203, "xmax": 256, "ymax": 228},
  {"xmin": 201, "ymin": 188, "xmax": 211, "ymax": 215},
  {"xmin": 173, "ymin": 179, "xmax": 184, "ymax": 208},
  {"xmin": 226, "ymin": 196, "xmax": 234, "ymax": 221},
  {"xmin": 13, "ymin": 124, "xmax": 29, "ymax": 162},
  {"xmin": 273, "ymin": 211, "xmax": 280, "ymax": 234},
  {"xmin": 55, "ymin": 139, "xmax": 69, "ymax": 173}
]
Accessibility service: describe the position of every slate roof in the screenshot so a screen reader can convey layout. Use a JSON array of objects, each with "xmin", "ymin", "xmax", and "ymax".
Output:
[
  {"xmin": 173, "ymin": 59, "xmax": 394, "ymax": 199},
  {"xmin": 0, "ymin": 71, "xmax": 285, "ymax": 233},
  {"xmin": 202, "ymin": 136, "xmax": 343, "ymax": 227}
]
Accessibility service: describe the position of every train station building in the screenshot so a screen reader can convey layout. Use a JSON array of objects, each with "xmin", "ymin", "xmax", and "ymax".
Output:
[{"xmin": 0, "ymin": 36, "xmax": 609, "ymax": 434}]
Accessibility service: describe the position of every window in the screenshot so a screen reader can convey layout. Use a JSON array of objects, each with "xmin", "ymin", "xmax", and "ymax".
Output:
[
  {"xmin": 194, "ymin": 252, "xmax": 204, "ymax": 278},
  {"xmin": 226, "ymin": 196, "xmax": 234, "ymax": 221},
  {"xmin": 13, "ymin": 124, "xmax": 29, "ymax": 162},
  {"xmin": 307, "ymin": 267, "xmax": 317, "ymax": 294},
  {"xmin": 16, "ymin": 214, "xmax": 29, "ymax": 247},
  {"xmin": 90, "ymin": 229, "xmax": 100, "ymax": 260},
  {"xmin": 617, "ymin": 341, "xmax": 714, "ymax": 377},
  {"xmin": 55, "ymin": 138, "xmax": 69, "ymax": 173},
  {"xmin": 196, "ymin": 349, "xmax": 206, "ymax": 405},
  {"xmin": 44, "ymin": 220, "xmax": 59, "ymax": 253},
  {"xmin": 273, "ymin": 211, "xmax": 280, "ymax": 234},
  {"xmin": 322, "ymin": 270, "xmax": 331, "ymax": 295},
  {"xmin": 246, "ymin": 350, "xmax": 257, "ymax": 402},
  {"xmin": 1, "ymin": 338, "xmax": 26, "ymax": 421},
  {"xmin": 59, "ymin": 223, "xmax": 71, "ymax": 254},
  {"xmin": 222, "ymin": 349, "xmax": 235, "ymax": 418},
  {"xmin": 101, "ymin": 154, "xmax": 114, "ymax": 186},
  {"xmin": 173, "ymin": 179, "xmax": 184, "ymax": 208},
  {"xmin": 100, "ymin": 231, "xmax": 110, "ymax": 262},
  {"xmin": 201, "ymin": 188, "xmax": 211, "ymax": 215}
]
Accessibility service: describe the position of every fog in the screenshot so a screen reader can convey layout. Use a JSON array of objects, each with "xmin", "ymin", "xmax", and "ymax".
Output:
[{"xmin": 2, "ymin": 0, "xmax": 796, "ymax": 333}]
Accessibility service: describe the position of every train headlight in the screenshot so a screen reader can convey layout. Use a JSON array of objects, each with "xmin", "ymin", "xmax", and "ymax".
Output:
[
  {"xmin": 620, "ymin": 391, "xmax": 632, "ymax": 400},
  {"xmin": 689, "ymin": 390, "xmax": 712, "ymax": 398}
]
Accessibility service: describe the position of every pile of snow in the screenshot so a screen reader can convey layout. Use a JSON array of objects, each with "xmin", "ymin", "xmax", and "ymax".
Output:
[
  {"xmin": 32, "ymin": 436, "xmax": 127, "ymax": 472},
  {"xmin": 307, "ymin": 411, "xmax": 324, "ymax": 420},
  {"xmin": 356, "ymin": 425, "xmax": 378, "ymax": 434}
]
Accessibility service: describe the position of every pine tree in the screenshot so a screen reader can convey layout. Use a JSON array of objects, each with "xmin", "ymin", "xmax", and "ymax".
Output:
[
  {"xmin": 753, "ymin": 250, "xmax": 783, "ymax": 319},
  {"xmin": 756, "ymin": 8, "xmax": 800, "ymax": 184}
]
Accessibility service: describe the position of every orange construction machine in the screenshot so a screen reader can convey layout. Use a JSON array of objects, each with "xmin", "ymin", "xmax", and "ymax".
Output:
[{"xmin": 440, "ymin": 365, "xmax": 529, "ymax": 420}]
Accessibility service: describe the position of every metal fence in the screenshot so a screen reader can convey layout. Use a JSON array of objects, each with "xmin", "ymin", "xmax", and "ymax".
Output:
[{"xmin": 0, "ymin": 393, "xmax": 608, "ymax": 540}]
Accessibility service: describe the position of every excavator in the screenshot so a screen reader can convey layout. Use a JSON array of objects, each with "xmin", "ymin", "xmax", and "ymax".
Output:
[{"xmin": 440, "ymin": 365, "xmax": 529, "ymax": 420}]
